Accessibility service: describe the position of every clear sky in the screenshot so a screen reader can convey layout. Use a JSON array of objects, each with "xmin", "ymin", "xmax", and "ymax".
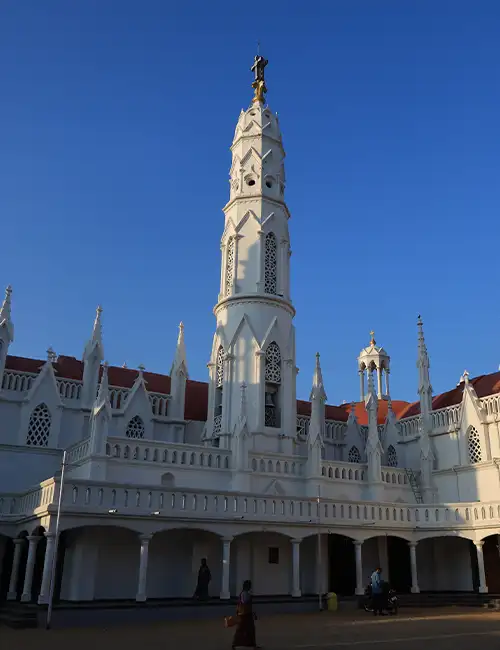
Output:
[{"xmin": 1, "ymin": 1, "xmax": 499, "ymax": 406}]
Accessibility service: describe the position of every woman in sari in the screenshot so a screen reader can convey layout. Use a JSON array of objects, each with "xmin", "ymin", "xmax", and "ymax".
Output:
[{"xmin": 232, "ymin": 580, "xmax": 260, "ymax": 649}]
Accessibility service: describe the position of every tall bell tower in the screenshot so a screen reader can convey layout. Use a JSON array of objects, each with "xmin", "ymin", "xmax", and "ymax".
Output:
[{"xmin": 206, "ymin": 55, "xmax": 297, "ymax": 455}]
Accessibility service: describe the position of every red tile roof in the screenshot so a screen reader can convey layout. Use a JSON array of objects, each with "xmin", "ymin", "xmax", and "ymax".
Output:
[{"xmin": 5, "ymin": 355, "xmax": 500, "ymax": 425}]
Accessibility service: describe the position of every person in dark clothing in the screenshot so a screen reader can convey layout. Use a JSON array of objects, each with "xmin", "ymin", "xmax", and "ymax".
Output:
[
  {"xmin": 194, "ymin": 558, "xmax": 211, "ymax": 600},
  {"xmin": 232, "ymin": 579, "xmax": 260, "ymax": 649},
  {"xmin": 370, "ymin": 567, "xmax": 385, "ymax": 615}
]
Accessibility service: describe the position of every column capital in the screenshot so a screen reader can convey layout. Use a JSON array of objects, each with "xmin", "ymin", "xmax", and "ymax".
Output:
[
  {"xmin": 222, "ymin": 536, "xmax": 233, "ymax": 543},
  {"xmin": 408, "ymin": 541, "xmax": 418, "ymax": 548},
  {"xmin": 474, "ymin": 540, "xmax": 484, "ymax": 548},
  {"xmin": 256, "ymin": 350, "xmax": 266, "ymax": 357},
  {"xmin": 139, "ymin": 534, "xmax": 152, "ymax": 543},
  {"xmin": 353, "ymin": 540, "xmax": 363, "ymax": 547},
  {"xmin": 13, "ymin": 537, "xmax": 25, "ymax": 546},
  {"xmin": 44, "ymin": 532, "xmax": 56, "ymax": 540},
  {"xmin": 26, "ymin": 535, "xmax": 41, "ymax": 543},
  {"xmin": 291, "ymin": 538, "xmax": 301, "ymax": 545}
]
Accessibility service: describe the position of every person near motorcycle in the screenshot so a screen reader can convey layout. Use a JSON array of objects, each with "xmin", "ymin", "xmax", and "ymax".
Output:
[{"xmin": 370, "ymin": 567, "xmax": 384, "ymax": 615}]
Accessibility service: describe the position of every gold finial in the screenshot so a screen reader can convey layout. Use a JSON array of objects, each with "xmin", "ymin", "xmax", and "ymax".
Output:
[
  {"xmin": 369, "ymin": 330, "xmax": 376, "ymax": 346},
  {"xmin": 251, "ymin": 54, "xmax": 268, "ymax": 103}
]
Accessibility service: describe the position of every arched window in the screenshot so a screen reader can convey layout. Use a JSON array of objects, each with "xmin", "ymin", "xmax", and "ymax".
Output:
[
  {"xmin": 265, "ymin": 341, "xmax": 281, "ymax": 427},
  {"xmin": 126, "ymin": 415, "xmax": 145, "ymax": 439},
  {"xmin": 225, "ymin": 237, "xmax": 235, "ymax": 296},
  {"xmin": 26, "ymin": 403, "xmax": 51, "ymax": 446},
  {"xmin": 214, "ymin": 345, "xmax": 224, "ymax": 435},
  {"xmin": 348, "ymin": 445, "xmax": 361, "ymax": 463},
  {"xmin": 387, "ymin": 445, "xmax": 398, "ymax": 468},
  {"xmin": 467, "ymin": 427, "xmax": 482, "ymax": 464},
  {"xmin": 264, "ymin": 232, "xmax": 278, "ymax": 295}
]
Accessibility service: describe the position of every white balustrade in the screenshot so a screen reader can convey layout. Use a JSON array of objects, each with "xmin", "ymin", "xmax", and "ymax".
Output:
[
  {"xmin": 249, "ymin": 454, "xmax": 304, "ymax": 476},
  {"xmin": 105, "ymin": 437, "xmax": 232, "ymax": 471}
]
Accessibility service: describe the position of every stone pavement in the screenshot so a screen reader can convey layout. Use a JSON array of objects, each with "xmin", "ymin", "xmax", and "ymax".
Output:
[{"xmin": 1, "ymin": 607, "xmax": 500, "ymax": 649}]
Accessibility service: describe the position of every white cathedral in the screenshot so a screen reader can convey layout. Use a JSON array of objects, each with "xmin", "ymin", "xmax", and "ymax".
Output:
[{"xmin": 0, "ymin": 56, "xmax": 500, "ymax": 609}]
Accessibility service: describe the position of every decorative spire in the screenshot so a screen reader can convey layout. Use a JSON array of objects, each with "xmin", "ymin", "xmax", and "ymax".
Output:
[
  {"xmin": 0, "ymin": 285, "xmax": 14, "ymax": 344},
  {"xmin": 461, "ymin": 369, "xmax": 470, "ymax": 385},
  {"xmin": 138, "ymin": 364, "xmax": 146, "ymax": 378},
  {"xmin": 96, "ymin": 361, "xmax": 110, "ymax": 405},
  {"xmin": 47, "ymin": 347, "xmax": 57, "ymax": 363},
  {"xmin": 310, "ymin": 352, "xmax": 327, "ymax": 402},
  {"xmin": 369, "ymin": 330, "xmax": 376, "ymax": 347},
  {"xmin": 171, "ymin": 321, "xmax": 188, "ymax": 377},
  {"xmin": 0, "ymin": 285, "xmax": 12, "ymax": 323},
  {"xmin": 417, "ymin": 314, "xmax": 433, "ymax": 419},
  {"xmin": 83, "ymin": 305, "xmax": 104, "ymax": 360},
  {"xmin": 251, "ymin": 54, "xmax": 268, "ymax": 104}
]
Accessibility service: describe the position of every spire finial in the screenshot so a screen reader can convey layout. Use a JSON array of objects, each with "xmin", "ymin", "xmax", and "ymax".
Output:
[
  {"xmin": 0, "ymin": 285, "xmax": 12, "ymax": 320},
  {"xmin": 47, "ymin": 347, "xmax": 57, "ymax": 363},
  {"xmin": 369, "ymin": 330, "xmax": 376, "ymax": 346},
  {"xmin": 251, "ymin": 53, "xmax": 268, "ymax": 104},
  {"xmin": 138, "ymin": 364, "xmax": 145, "ymax": 376}
]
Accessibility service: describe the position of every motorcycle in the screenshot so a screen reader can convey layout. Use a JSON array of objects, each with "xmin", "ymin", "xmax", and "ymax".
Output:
[{"xmin": 363, "ymin": 583, "xmax": 398, "ymax": 615}]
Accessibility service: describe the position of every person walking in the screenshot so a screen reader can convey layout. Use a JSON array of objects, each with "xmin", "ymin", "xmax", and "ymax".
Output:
[
  {"xmin": 232, "ymin": 580, "xmax": 260, "ymax": 649},
  {"xmin": 194, "ymin": 558, "xmax": 212, "ymax": 600},
  {"xmin": 370, "ymin": 567, "xmax": 384, "ymax": 616}
]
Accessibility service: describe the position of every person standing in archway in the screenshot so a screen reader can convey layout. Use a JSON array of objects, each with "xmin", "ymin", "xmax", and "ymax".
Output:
[
  {"xmin": 194, "ymin": 558, "xmax": 212, "ymax": 600},
  {"xmin": 370, "ymin": 567, "xmax": 384, "ymax": 615}
]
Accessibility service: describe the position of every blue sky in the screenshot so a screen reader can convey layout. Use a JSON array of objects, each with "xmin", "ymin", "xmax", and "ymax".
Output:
[{"xmin": 1, "ymin": 1, "xmax": 499, "ymax": 405}]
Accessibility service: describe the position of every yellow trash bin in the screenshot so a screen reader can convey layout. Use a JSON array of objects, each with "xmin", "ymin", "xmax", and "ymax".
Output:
[{"xmin": 326, "ymin": 592, "xmax": 338, "ymax": 611}]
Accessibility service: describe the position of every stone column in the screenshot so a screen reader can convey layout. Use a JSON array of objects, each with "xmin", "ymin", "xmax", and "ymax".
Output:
[
  {"xmin": 408, "ymin": 542, "xmax": 420, "ymax": 594},
  {"xmin": 376, "ymin": 367, "xmax": 383, "ymax": 399},
  {"xmin": 7, "ymin": 538, "xmax": 25, "ymax": 600},
  {"xmin": 291, "ymin": 539, "xmax": 301, "ymax": 597},
  {"xmin": 220, "ymin": 537, "xmax": 232, "ymax": 599},
  {"xmin": 136, "ymin": 534, "xmax": 152, "ymax": 602},
  {"xmin": 475, "ymin": 541, "xmax": 488, "ymax": 593},
  {"xmin": 354, "ymin": 541, "xmax": 364, "ymax": 596},
  {"xmin": 359, "ymin": 370, "xmax": 365, "ymax": 401},
  {"xmin": 21, "ymin": 535, "xmax": 40, "ymax": 603},
  {"xmin": 37, "ymin": 532, "xmax": 56, "ymax": 604}
]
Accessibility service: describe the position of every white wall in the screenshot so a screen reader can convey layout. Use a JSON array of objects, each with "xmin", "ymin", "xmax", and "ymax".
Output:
[{"xmin": 417, "ymin": 537, "xmax": 473, "ymax": 591}]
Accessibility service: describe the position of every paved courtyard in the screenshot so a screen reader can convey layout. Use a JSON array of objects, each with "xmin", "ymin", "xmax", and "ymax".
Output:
[{"xmin": 1, "ymin": 608, "xmax": 500, "ymax": 649}]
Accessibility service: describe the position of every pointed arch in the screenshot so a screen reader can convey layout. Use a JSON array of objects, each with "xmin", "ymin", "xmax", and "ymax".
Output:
[
  {"xmin": 26, "ymin": 403, "xmax": 51, "ymax": 446},
  {"xmin": 467, "ymin": 426, "xmax": 482, "ymax": 464},
  {"xmin": 213, "ymin": 345, "xmax": 225, "ymax": 436},
  {"xmin": 348, "ymin": 445, "xmax": 361, "ymax": 463},
  {"xmin": 125, "ymin": 415, "xmax": 145, "ymax": 439},
  {"xmin": 265, "ymin": 341, "xmax": 281, "ymax": 384},
  {"xmin": 386, "ymin": 444, "xmax": 398, "ymax": 468},
  {"xmin": 264, "ymin": 232, "xmax": 278, "ymax": 295},
  {"xmin": 216, "ymin": 346, "xmax": 225, "ymax": 388},
  {"xmin": 265, "ymin": 341, "xmax": 281, "ymax": 428},
  {"xmin": 225, "ymin": 236, "xmax": 235, "ymax": 296}
]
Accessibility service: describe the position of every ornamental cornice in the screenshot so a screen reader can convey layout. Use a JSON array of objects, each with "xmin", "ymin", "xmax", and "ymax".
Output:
[
  {"xmin": 223, "ymin": 196, "xmax": 290, "ymax": 220},
  {"xmin": 214, "ymin": 294, "xmax": 295, "ymax": 318},
  {"xmin": 230, "ymin": 133, "xmax": 284, "ymax": 152}
]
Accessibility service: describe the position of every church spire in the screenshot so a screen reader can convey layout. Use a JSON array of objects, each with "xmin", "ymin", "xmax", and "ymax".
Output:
[
  {"xmin": 170, "ymin": 322, "xmax": 188, "ymax": 419},
  {"xmin": 310, "ymin": 352, "xmax": 327, "ymax": 402},
  {"xmin": 171, "ymin": 321, "xmax": 188, "ymax": 377},
  {"xmin": 0, "ymin": 285, "xmax": 14, "ymax": 386},
  {"xmin": 82, "ymin": 305, "xmax": 105, "ymax": 408},
  {"xmin": 417, "ymin": 315, "xmax": 433, "ymax": 426}
]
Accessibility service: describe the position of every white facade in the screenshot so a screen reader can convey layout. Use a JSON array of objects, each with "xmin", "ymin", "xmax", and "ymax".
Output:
[{"xmin": 1, "ymin": 58, "xmax": 500, "ymax": 605}]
